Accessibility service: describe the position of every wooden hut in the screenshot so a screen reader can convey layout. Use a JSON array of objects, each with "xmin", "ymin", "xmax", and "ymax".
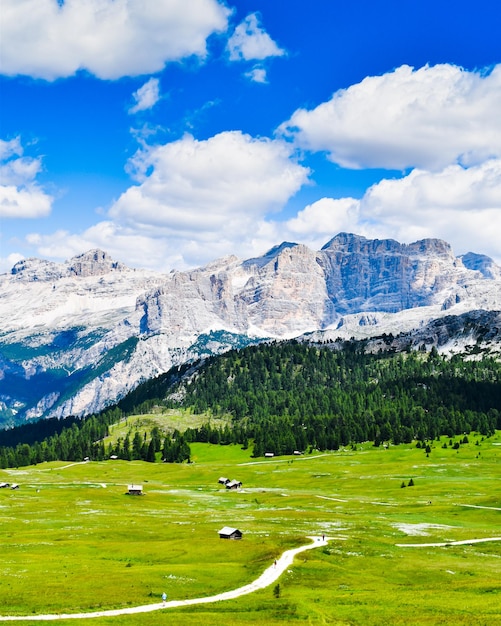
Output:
[
  {"xmin": 218, "ymin": 526, "xmax": 242, "ymax": 540},
  {"xmin": 126, "ymin": 484, "xmax": 143, "ymax": 496}
]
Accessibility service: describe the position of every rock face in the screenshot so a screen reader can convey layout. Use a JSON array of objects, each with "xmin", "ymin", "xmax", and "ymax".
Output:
[
  {"xmin": 459, "ymin": 252, "xmax": 501, "ymax": 280},
  {"xmin": 135, "ymin": 233, "xmax": 501, "ymax": 337},
  {"xmin": 10, "ymin": 249, "xmax": 126, "ymax": 282},
  {"xmin": 318, "ymin": 234, "xmax": 462, "ymax": 313},
  {"xmin": 0, "ymin": 234, "xmax": 500, "ymax": 425}
]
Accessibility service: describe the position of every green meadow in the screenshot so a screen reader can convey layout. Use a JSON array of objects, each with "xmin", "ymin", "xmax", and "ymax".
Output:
[{"xmin": 0, "ymin": 433, "xmax": 500, "ymax": 625}]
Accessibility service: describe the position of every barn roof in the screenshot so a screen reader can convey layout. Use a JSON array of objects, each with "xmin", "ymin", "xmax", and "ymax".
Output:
[{"xmin": 218, "ymin": 526, "xmax": 240, "ymax": 535}]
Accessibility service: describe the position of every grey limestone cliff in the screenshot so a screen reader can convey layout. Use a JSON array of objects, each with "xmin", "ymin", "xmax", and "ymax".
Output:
[{"xmin": 1, "ymin": 233, "xmax": 500, "ymax": 424}]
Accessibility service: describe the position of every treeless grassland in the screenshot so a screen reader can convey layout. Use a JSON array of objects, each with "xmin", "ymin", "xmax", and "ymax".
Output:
[
  {"xmin": 103, "ymin": 409, "xmax": 231, "ymax": 446},
  {"xmin": 0, "ymin": 432, "xmax": 500, "ymax": 625}
]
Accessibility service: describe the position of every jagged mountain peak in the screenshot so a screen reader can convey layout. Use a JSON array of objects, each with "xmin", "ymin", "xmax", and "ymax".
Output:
[
  {"xmin": 8, "ymin": 248, "xmax": 129, "ymax": 282},
  {"xmin": 10, "ymin": 257, "xmax": 64, "ymax": 281},
  {"xmin": 321, "ymin": 232, "xmax": 453, "ymax": 258},
  {"xmin": 321, "ymin": 232, "xmax": 402, "ymax": 253},
  {"xmin": 196, "ymin": 254, "xmax": 241, "ymax": 273},
  {"xmin": 459, "ymin": 252, "xmax": 501, "ymax": 279},
  {"xmin": 243, "ymin": 241, "xmax": 299, "ymax": 269},
  {"xmin": 405, "ymin": 237, "xmax": 454, "ymax": 258},
  {"xmin": 1, "ymin": 232, "xmax": 500, "ymax": 426},
  {"xmin": 67, "ymin": 249, "xmax": 127, "ymax": 277}
]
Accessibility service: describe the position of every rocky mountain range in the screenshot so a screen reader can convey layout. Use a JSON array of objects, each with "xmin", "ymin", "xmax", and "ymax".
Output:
[{"xmin": 1, "ymin": 234, "xmax": 500, "ymax": 427}]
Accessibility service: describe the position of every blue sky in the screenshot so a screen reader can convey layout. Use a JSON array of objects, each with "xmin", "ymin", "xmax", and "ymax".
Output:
[{"xmin": 1, "ymin": 0, "xmax": 501, "ymax": 273}]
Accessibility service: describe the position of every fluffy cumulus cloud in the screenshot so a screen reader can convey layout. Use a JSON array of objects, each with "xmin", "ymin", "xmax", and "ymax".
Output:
[
  {"xmin": 272, "ymin": 160, "xmax": 501, "ymax": 264},
  {"xmin": 129, "ymin": 78, "xmax": 160, "ymax": 114},
  {"xmin": 25, "ymin": 221, "xmax": 175, "ymax": 271},
  {"xmin": 56, "ymin": 131, "xmax": 303, "ymax": 267},
  {"xmin": 357, "ymin": 159, "xmax": 501, "ymax": 261},
  {"xmin": 274, "ymin": 62, "xmax": 501, "ymax": 263},
  {"xmin": 281, "ymin": 197, "xmax": 360, "ymax": 246},
  {"xmin": 227, "ymin": 13, "xmax": 285, "ymax": 62},
  {"xmin": 18, "ymin": 158, "xmax": 501, "ymax": 271},
  {"xmin": 0, "ymin": 0, "xmax": 230, "ymax": 80},
  {"xmin": 19, "ymin": 155, "xmax": 501, "ymax": 271},
  {"xmin": 8, "ymin": 56, "xmax": 501, "ymax": 271},
  {"xmin": 110, "ymin": 130, "xmax": 309, "ymax": 235},
  {"xmin": 0, "ymin": 138, "xmax": 53, "ymax": 218},
  {"xmin": 281, "ymin": 64, "xmax": 501, "ymax": 171}
]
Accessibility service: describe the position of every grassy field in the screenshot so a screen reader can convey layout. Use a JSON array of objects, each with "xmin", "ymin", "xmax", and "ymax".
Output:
[
  {"xmin": 103, "ymin": 409, "xmax": 231, "ymax": 446},
  {"xmin": 0, "ymin": 432, "xmax": 500, "ymax": 625}
]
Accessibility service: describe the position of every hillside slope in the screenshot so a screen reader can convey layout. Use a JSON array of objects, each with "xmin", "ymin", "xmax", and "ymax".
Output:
[{"xmin": 1, "ymin": 234, "xmax": 500, "ymax": 426}]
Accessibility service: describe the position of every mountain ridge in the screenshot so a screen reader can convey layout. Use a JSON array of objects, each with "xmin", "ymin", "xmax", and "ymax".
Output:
[{"xmin": 1, "ymin": 232, "xmax": 500, "ymax": 427}]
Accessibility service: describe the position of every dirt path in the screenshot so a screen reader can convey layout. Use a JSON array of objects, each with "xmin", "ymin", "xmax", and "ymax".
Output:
[
  {"xmin": 396, "ymin": 536, "xmax": 501, "ymax": 548},
  {"xmin": 0, "ymin": 536, "xmax": 329, "ymax": 622},
  {"xmin": 458, "ymin": 503, "xmax": 501, "ymax": 512}
]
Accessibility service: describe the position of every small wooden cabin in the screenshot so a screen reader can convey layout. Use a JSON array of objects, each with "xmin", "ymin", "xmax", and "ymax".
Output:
[
  {"xmin": 226, "ymin": 479, "xmax": 242, "ymax": 490},
  {"xmin": 126, "ymin": 484, "xmax": 143, "ymax": 496},
  {"xmin": 218, "ymin": 526, "xmax": 243, "ymax": 540}
]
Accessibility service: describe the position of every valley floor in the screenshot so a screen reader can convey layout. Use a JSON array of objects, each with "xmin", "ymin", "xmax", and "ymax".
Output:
[{"xmin": 0, "ymin": 536, "xmax": 328, "ymax": 622}]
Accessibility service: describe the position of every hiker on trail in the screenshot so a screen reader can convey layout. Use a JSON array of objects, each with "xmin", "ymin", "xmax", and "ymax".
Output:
[
  {"xmin": 274, "ymin": 560, "xmax": 277, "ymax": 568},
  {"xmin": 162, "ymin": 592, "xmax": 167, "ymax": 604}
]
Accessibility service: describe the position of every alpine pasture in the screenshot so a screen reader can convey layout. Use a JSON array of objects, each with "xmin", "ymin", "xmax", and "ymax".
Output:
[{"xmin": 0, "ymin": 433, "xmax": 500, "ymax": 625}]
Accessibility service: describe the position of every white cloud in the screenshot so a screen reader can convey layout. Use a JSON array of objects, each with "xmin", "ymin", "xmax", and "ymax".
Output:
[
  {"xmin": 357, "ymin": 159, "xmax": 501, "ymax": 261},
  {"xmin": 271, "ymin": 159, "xmax": 501, "ymax": 264},
  {"xmin": 0, "ymin": 136, "xmax": 22, "ymax": 161},
  {"xmin": 0, "ymin": 186, "xmax": 53, "ymax": 219},
  {"xmin": 361, "ymin": 159, "xmax": 501, "ymax": 217},
  {"xmin": 129, "ymin": 78, "xmax": 160, "ymax": 114},
  {"xmin": 19, "ymin": 158, "xmax": 501, "ymax": 270},
  {"xmin": 21, "ymin": 157, "xmax": 501, "ymax": 271},
  {"xmin": 0, "ymin": 138, "xmax": 53, "ymax": 218},
  {"xmin": 281, "ymin": 197, "xmax": 360, "ymax": 247},
  {"xmin": 280, "ymin": 64, "xmax": 501, "ymax": 171},
  {"xmin": 227, "ymin": 13, "xmax": 285, "ymax": 62},
  {"xmin": 0, "ymin": 252, "xmax": 24, "ymax": 275},
  {"xmin": 23, "ymin": 218, "xmax": 287, "ymax": 272},
  {"xmin": 27, "ymin": 131, "xmax": 308, "ymax": 269},
  {"xmin": 0, "ymin": 0, "xmax": 230, "ymax": 80},
  {"xmin": 110, "ymin": 131, "xmax": 309, "ymax": 237},
  {"xmin": 13, "ymin": 118, "xmax": 501, "ymax": 271},
  {"xmin": 25, "ymin": 222, "xmax": 176, "ymax": 271},
  {"xmin": 245, "ymin": 66, "xmax": 268, "ymax": 84}
]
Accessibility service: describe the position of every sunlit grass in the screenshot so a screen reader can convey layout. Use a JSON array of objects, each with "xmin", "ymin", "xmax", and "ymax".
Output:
[
  {"xmin": 0, "ymin": 431, "xmax": 500, "ymax": 624},
  {"xmin": 103, "ymin": 409, "xmax": 231, "ymax": 447}
]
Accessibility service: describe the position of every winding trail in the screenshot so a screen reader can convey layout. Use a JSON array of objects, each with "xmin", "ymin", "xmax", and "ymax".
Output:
[
  {"xmin": 457, "ymin": 504, "xmax": 501, "ymax": 512},
  {"xmin": 396, "ymin": 536, "xmax": 501, "ymax": 548},
  {"xmin": 0, "ymin": 536, "xmax": 329, "ymax": 622}
]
